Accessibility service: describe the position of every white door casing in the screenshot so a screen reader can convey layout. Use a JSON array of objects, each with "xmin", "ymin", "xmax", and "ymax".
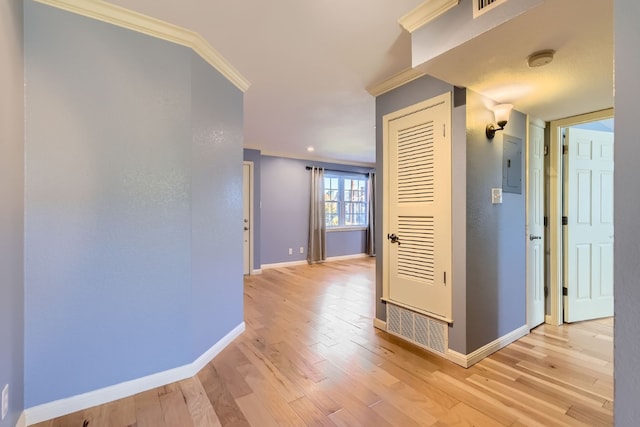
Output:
[
  {"xmin": 527, "ymin": 118, "xmax": 545, "ymax": 329},
  {"xmin": 243, "ymin": 161, "xmax": 254, "ymax": 275},
  {"xmin": 383, "ymin": 92, "xmax": 452, "ymax": 322},
  {"xmin": 563, "ymin": 128, "xmax": 614, "ymax": 322}
]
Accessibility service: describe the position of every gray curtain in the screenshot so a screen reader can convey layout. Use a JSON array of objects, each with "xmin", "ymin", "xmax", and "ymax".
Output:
[
  {"xmin": 307, "ymin": 167, "xmax": 326, "ymax": 263},
  {"xmin": 366, "ymin": 171, "xmax": 376, "ymax": 256}
]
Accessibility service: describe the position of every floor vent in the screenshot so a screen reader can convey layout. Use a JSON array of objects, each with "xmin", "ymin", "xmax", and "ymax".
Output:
[
  {"xmin": 386, "ymin": 303, "xmax": 448, "ymax": 357},
  {"xmin": 474, "ymin": 0, "xmax": 508, "ymax": 18}
]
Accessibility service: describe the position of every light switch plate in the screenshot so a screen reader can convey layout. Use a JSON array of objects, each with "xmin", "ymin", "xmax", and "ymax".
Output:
[{"xmin": 492, "ymin": 188, "xmax": 503, "ymax": 204}]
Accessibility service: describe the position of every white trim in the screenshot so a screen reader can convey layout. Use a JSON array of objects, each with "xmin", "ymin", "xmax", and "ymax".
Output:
[
  {"xmin": 373, "ymin": 318, "xmax": 387, "ymax": 331},
  {"xmin": 15, "ymin": 411, "xmax": 26, "ymax": 427},
  {"xmin": 243, "ymin": 161, "xmax": 255, "ymax": 276},
  {"xmin": 548, "ymin": 108, "xmax": 614, "ymax": 325},
  {"xmin": 326, "ymin": 253, "xmax": 369, "ymax": 262},
  {"xmin": 446, "ymin": 324, "xmax": 529, "ymax": 368},
  {"xmin": 261, "ymin": 254, "xmax": 369, "ymax": 271},
  {"xmin": 259, "ymin": 150, "xmax": 375, "ymax": 168},
  {"xmin": 251, "ymin": 269, "xmax": 263, "ymax": 275},
  {"xmin": 34, "ymin": 0, "xmax": 249, "ymax": 92},
  {"xmin": 398, "ymin": 0, "xmax": 460, "ymax": 33},
  {"xmin": 261, "ymin": 260, "xmax": 308, "ymax": 270},
  {"xmin": 380, "ymin": 297, "xmax": 452, "ymax": 324},
  {"xmin": 367, "ymin": 68, "xmax": 427, "ymax": 97},
  {"xmin": 24, "ymin": 322, "xmax": 245, "ymax": 426}
]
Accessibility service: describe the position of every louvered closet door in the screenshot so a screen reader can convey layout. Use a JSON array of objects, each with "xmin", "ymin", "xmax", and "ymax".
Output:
[{"xmin": 386, "ymin": 92, "xmax": 452, "ymax": 321}]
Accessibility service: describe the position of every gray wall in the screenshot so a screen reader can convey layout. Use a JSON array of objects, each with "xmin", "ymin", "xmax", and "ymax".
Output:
[
  {"xmin": 260, "ymin": 155, "xmax": 371, "ymax": 265},
  {"xmin": 614, "ymin": 0, "xmax": 640, "ymax": 424},
  {"xmin": 465, "ymin": 90, "xmax": 526, "ymax": 353},
  {"xmin": 0, "ymin": 0, "xmax": 25, "ymax": 425},
  {"xmin": 24, "ymin": 1, "xmax": 243, "ymax": 407}
]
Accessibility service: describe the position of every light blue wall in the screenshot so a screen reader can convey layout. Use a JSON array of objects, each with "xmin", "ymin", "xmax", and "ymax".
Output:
[
  {"xmin": 0, "ymin": 0, "xmax": 25, "ymax": 425},
  {"xmin": 465, "ymin": 90, "xmax": 526, "ymax": 353},
  {"xmin": 24, "ymin": 1, "xmax": 243, "ymax": 407},
  {"xmin": 190, "ymin": 53, "xmax": 244, "ymax": 358},
  {"xmin": 260, "ymin": 155, "xmax": 371, "ymax": 265},
  {"xmin": 614, "ymin": 0, "xmax": 640, "ymax": 424}
]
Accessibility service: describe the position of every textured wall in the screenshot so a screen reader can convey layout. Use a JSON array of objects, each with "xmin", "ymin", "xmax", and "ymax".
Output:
[
  {"xmin": 259, "ymin": 156, "xmax": 371, "ymax": 265},
  {"xmin": 465, "ymin": 90, "xmax": 526, "ymax": 353},
  {"xmin": 24, "ymin": 1, "xmax": 243, "ymax": 407},
  {"xmin": 614, "ymin": 0, "xmax": 640, "ymax": 424},
  {"xmin": 0, "ymin": 0, "xmax": 25, "ymax": 425}
]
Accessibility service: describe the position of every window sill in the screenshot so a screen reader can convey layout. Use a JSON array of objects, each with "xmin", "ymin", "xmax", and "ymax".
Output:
[{"xmin": 327, "ymin": 226, "xmax": 368, "ymax": 232}]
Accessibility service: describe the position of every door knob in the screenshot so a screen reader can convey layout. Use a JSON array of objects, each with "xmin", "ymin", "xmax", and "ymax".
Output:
[
  {"xmin": 387, "ymin": 233, "xmax": 401, "ymax": 245},
  {"xmin": 529, "ymin": 234, "xmax": 542, "ymax": 241}
]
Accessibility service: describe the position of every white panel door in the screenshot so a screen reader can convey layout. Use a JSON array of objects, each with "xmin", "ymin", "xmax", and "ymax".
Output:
[
  {"xmin": 243, "ymin": 162, "xmax": 252, "ymax": 275},
  {"xmin": 527, "ymin": 119, "xmax": 545, "ymax": 328},
  {"xmin": 563, "ymin": 128, "xmax": 614, "ymax": 322},
  {"xmin": 385, "ymin": 92, "xmax": 452, "ymax": 321}
]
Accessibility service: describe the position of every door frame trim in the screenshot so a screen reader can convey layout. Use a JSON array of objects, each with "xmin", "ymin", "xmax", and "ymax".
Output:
[
  {"xmin": 548, "ymin": 108, "xmax": 613, "ymax": 325},
  {"xmin": 243, "ymin": 161, "xmax": 255, "ymax": 276}
]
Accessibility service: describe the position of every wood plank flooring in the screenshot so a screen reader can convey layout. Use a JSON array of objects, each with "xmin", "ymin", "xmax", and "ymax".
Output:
[{"xmin": 33, "ymin": 258, "xmax": 613, "ymax": 426}]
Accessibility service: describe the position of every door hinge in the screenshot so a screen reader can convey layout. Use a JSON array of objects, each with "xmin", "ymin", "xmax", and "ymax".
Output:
[
  {"xmin": 562, "ymin": 286, "xmax": 568, "ymax": 296},
  {"xmin": 543, "ymin": 216, "xmax": 548, "ymax": 227},
  {"xmin": 562, "ymin": 145, "xmax": 568, "ymax": 155},
  {"xmin": 444, "ymin": 271, "xmax": 447, "ymax": 285},
  {"xmin": 443, "ymin": 124, "xmax": 446, "ymax": 137},
  {"xmin": 562, "ymin": 216, "xmax": 568, "ymax": 225},
  {"xmin": 544, "ymin": 286, "xmax": 548, "ymax": 298}
]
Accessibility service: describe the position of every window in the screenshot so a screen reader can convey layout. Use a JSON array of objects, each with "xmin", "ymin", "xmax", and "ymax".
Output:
[{"xmin": 324, "ymin": 174, "xmax": 368, "ymax": 228}]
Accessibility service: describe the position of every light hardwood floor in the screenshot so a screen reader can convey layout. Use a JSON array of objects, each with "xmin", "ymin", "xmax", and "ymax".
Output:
[{"xmin": 34, "ymin": 258, "xmax": 613, "ymax": 426}]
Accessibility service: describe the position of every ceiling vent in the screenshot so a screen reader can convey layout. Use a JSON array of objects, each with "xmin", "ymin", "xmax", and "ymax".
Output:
[{"xmin": 474, "ymin": 0, "xmax": 509, "ymax": 18}]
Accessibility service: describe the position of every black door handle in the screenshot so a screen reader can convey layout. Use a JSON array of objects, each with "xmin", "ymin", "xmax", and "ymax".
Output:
[{"xmin": 387, "ymin": 233, "xmax": 401, "ymax": 245}]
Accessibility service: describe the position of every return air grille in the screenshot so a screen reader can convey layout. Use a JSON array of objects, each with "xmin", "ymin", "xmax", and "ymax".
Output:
[
  {"xmin": 474, "ymin": 0, "xmax": 508, "ymax": 18},
  {"xmin": 397, "ymin": 121, "xmax": 434, "ymax": 203},
  {"xmin": 397, "ymin": 216, "xmax": 435, "ymax": 283},
  {"xmin": 387, "ymin": 303, "xmax": 448, "ymax": 357}
]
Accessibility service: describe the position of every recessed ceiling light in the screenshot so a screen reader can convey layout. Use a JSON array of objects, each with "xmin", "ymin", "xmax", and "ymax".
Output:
[
  {"xmin": 527, "ymin": 49, "xmax": 555, "ymax": 68},
  {"xmin": 307, "ymin": 146, "xmax": 315, "ymax": 152}
]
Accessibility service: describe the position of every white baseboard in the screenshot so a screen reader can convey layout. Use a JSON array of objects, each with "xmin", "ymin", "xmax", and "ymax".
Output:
[
  {"xmin": 261, "ymin": 260, "xmax": 308, "ymax": 270},
  {"xmin": 373, "ymin": 318, "xmax": 387, "ymax": 331},
  {"xmin": 260, "ymin": 253, "xmax": 369, "ymax": 271},
  {"xmin": 447, "ymin": 324, "xmax": 529, "ymax": 368},
  {"xmin": 24, "ymin": 322, "xmax": 245, "ymax": 426},
  {"xmin": 251, "ymin": 268, "xmax": 263, "ymax": 275},
  {"xmin": 326, "ymin": 253, "xmax": 369, "ymax": 262},
  {"xmin": 15, "ymin": 411, "xmax": 26, "ymax": 427}
]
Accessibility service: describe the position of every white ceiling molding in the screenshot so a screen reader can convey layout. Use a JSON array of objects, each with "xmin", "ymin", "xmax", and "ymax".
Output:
[
  {"xmin": 367, "ymin": 67, "xmax": 427, "ymax": 97},
  {"xmin": 398, "ymin": 0, "xmax": 460, "ymax": 33},
  {"xmin": 33, "ymin": 0, "xmax": 250, "ymax": 92}
]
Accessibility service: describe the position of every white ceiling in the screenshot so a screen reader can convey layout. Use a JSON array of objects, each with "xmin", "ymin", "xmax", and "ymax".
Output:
[{"xmin": 106, "ymin": 0, "xmax": 613, "ymax": 165}]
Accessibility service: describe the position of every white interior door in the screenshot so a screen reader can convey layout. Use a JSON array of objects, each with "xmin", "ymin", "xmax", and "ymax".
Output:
[
  {"xmin": 384, "ymin": 92, "xmax": 452, "ymax": 322},
  {"xmin": 563, "ymin": 128, "xmax": 614, "ymax": 322},
  {"xmin": 243, "ymin": 162, "xmax": 253, "ymax": 275},
  {"xmin": 527, "ymin": 119, "xmax": 545, "ymax": 328}
]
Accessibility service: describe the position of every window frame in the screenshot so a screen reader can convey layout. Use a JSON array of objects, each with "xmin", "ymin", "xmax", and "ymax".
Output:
[{"xmin": 323, "ymin": 172, "xmax": 369, "ymax": 231}]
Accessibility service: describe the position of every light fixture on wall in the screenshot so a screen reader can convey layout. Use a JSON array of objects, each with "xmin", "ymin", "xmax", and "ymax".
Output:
[{"xmin": 486, "ymin": 103, "xmax": 513, "ymax": 140}]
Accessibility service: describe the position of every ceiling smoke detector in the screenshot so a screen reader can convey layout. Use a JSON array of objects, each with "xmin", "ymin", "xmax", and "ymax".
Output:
[{"xmin": 527, "ymin": 50, "xmax": 555, "ymax": 68}]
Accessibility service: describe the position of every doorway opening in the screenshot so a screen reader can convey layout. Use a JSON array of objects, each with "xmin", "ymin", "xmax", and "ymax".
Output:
[{"xmin": 547, "ymin": 109, "xmax": 614, "ymax": 325}]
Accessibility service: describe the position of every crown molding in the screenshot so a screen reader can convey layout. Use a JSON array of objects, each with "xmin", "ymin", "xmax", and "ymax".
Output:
[
  {"xmin": 398, "ymin": 0, "xmax": 460, "ymax": 33},
  {"xmin": 33, "ymin": 0, "xmax": 250, "ymax": 92},
  {"xmin": 367, "ymin": 67, "xmax": 427, "ymax": 97}
]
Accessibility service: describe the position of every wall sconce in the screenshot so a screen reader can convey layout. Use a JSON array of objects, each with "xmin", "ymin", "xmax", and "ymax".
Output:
[{"xmin": 486, "ymin": 103, "xmax": 513, "ymax": 139}]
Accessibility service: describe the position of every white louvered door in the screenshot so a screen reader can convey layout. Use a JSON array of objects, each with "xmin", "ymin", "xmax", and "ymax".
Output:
[{"xmin": 384, "ymin": 92, "xmax": 452, "ymax": 322}]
